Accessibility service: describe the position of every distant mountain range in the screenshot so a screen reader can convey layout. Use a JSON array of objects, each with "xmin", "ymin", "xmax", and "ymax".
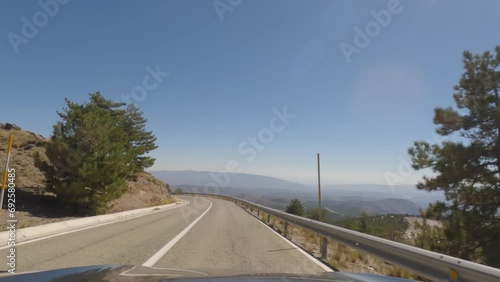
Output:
[
  {"xmin": 150, "ymin": 170, "xmax": 308, "ymax": 190},
  {"xmin": 150, "ymin": 170, "xmax": 444, "ymax": 217}
]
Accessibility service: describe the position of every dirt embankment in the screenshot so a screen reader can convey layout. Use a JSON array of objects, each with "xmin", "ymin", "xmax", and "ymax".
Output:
[{"xmin": 0, "ymin": 124, "xmax": 174, "ymax": 229}]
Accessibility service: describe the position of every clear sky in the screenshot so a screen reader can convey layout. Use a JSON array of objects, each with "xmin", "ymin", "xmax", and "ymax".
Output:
[{"xmin": 1, "ymin": 0, "xmax": 499, "ymax": 185}]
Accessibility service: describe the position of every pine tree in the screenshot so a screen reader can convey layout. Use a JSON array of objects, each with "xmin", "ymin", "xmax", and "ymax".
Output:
[
  {"xmin": 123, "ymin": 104, "xmax": 158, "ymax": 171},
  {"xmin": 358, "ymin": 212, "xmax": 370, "ymax": 233},
  {"xmin": 36, "ymin": 95, "xmax": 135, "ymax": 215},
  {"xmin": 285, "ymin": 198, "xmax": 305, "ymax": 216},
  {"xmin": 409, "ymin": 46, "xmax": 500, "ymax": 267},
  {"xmin": 86, "ymin": 92, "xmax": 158, "ymax": 171}
]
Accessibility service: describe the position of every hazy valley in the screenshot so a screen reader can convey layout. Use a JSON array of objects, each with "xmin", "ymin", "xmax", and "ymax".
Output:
[{"xmin": 151, "ymin": 170, "xmax": 444, "ymax": 220}]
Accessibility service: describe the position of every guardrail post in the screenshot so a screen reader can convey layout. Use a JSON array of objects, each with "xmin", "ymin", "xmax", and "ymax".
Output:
[
  {"xmin": 267, "ymin": 214, "xmax": 271, "ymax": 223},
  {"xmin": 257, "ymin": 210, "xmax": 260, "ymax": 217},
  {"xmin": 284, "ymin": 222, "xmax": 289, "ymax": 238},
  {"xmin": 320, "ymin": 236, "xmax": 328, "ymax": 259},
  {"xmin": 250, "ymin": 206, "xmax": 253, "ymax": 213}
]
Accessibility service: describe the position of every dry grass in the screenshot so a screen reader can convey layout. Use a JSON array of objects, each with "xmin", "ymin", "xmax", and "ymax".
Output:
[
  {"xmin": 358, "ymin": 250, "xmax": 369, "ymax": 264},
  {"xmin": 19, "ymin": 221, "xmax": 32, "ymax": 228},
  {"xmin": 325, "ymin": 233, "xmax": 418, "ymax": 279},
  {"xmin": 332, "ymin": 245, "xmax": 344, "ymax": 262},
  {"xmin": 155, "ymin": 196, "xmax": 180, "ymax": 206},
  {"xmin": 386, "ymin": 265, "xmax": 414, "ymax": 279},
  {"xmin": 260, "ymin": 212, "xmax": 268, "ymax": 222},
  {"xmin": 0, "ymin": 129, "xmax": 47, "ymax": 150},
  {"xmin": 304, "ymin": 228, "xmax": 320, "ymax": 242}
]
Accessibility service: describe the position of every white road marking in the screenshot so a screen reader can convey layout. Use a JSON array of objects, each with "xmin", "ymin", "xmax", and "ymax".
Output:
[
  {"xmin": 246, "ymin": 210, "xmax": 334, "ymax": 272},
  {"xmin": 0, "ymin": 201, "xmax": 190, "ymax": 250},
  {"xmin": 142, "ymin": 199, "xmax": 213, "ymax": 267}
]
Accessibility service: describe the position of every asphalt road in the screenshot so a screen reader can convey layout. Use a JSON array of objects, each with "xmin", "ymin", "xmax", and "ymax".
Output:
[{"xmin": 0, "ymin": 196, "xmax": 329, "ymax": 276}]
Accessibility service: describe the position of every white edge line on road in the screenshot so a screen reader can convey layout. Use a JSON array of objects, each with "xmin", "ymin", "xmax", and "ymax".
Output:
[
  {"xmin": 246, "ymin": 211, "xmax": 333, "ymax": 272},
  {"xmin": 142, "ymin": 199, "xmax": 213, "ymax": 267},
  {"xmin": 0, "ymin": 201, "xmax": 190, "ymax": 251}
]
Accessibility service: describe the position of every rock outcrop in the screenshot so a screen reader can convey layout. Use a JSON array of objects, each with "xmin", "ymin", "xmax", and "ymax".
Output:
[{"xmin": 4, "ymin": 123, "xmax": 22, "ymax": 130}]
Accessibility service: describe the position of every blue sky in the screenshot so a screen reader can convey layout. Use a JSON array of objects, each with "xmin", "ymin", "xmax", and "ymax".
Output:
[{"xmin": 1, "ymin": 0, "xmax": 499, "ymax": 185}]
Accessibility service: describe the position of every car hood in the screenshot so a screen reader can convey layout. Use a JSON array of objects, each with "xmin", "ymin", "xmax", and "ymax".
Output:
[{"xmin": 0, "ymin": 265, "xmax": 417, "ymax": 282}]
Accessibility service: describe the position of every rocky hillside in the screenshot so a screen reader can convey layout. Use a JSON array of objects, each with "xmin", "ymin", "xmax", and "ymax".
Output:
[
  {"xmin": 0, "ymin": 124, "xmax": 173, "ymax": 222},
  {"xmin": 0, "ymin": 123, "xmax": 48, "ymax": 191}
]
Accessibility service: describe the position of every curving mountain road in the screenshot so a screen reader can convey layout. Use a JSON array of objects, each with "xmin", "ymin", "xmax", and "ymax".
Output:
[{"xmin": 0, "ymin": 196, "xmax": 330, "ymax": 276}]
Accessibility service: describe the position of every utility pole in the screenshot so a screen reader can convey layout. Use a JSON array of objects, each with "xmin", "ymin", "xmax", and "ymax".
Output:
[
  {"xmin": 317, "ymin": 153, "xmax": 322, "ymax": 221},
  {"xmin": 0, "ymin": 134, "xmax": 13, "ymax": 212},
  {"xmin": 317, "ymin": 153, "xmax": 328, "ymax": 259}
]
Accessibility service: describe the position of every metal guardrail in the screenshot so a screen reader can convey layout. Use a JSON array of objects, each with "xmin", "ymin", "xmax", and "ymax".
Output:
[{"xmin": 178, "ymin": 193, "xmax": 500, "ymax": 282}]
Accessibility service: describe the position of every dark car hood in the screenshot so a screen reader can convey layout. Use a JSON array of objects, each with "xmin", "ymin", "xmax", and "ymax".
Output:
[{"xmin": 0, "ymin": 265, "xmax": 417, "ymax": 282}]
